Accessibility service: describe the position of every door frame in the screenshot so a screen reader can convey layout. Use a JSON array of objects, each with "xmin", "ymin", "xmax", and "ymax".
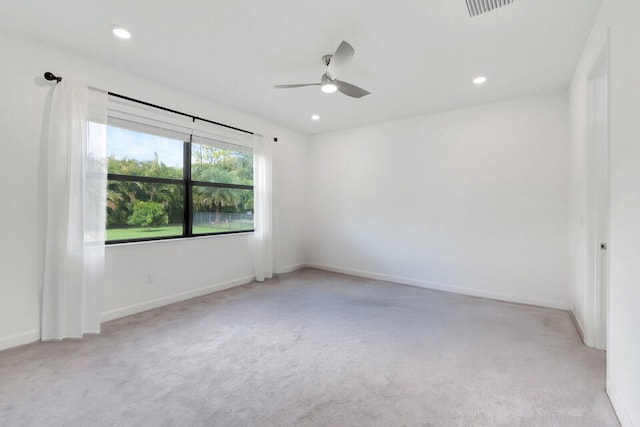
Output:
[{"xmin": 585, "ymin": 36, "xmax": 610, "ymax": 351}]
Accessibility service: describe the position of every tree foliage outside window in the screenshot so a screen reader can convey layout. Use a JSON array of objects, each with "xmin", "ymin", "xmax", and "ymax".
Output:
[
  {"xmin": 127, "ymin": 200, "xmax": 169, "ymax": 228},
  {"xmin": 106, "ymin": 125, "xmax": 253, "ymax": 243}
]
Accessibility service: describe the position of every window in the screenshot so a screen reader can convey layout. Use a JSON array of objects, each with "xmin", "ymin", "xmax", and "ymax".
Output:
[
  {"xmin": 106, "ymin": 121, "xmax": 254, "ymax": 243},
  {"xmin": 191, "ymin": 141, "xmax": 254, "ymax": 235}
]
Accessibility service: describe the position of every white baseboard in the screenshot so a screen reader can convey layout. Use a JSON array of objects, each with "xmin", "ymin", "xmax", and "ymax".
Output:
[
  {"xmin": 0, "ymin": 329, "xmax": 40, "ymax": 352},
  {"xmin": 101, "ymin": 275, "xmax": 255, "ymax": 323},
  {"xmin": 2, "ymin": 276, "xmax": 256, "ymax": 351},
  {"xmin": 607, "ymin": 380, "xmax": 634, "ymax": 427},
  {"xmin": 1, "ymin": 265, "xmax": 571, "ymax": 351},
  {"xmin": 568, "ymin": 309, "xmax": 586, "ymax": 343},
  {"xmin": 305, "ymin": 263, "xmax": 570, "ymax": 311},
  {"xmin": 275, "ymin": 263, "xmax": 305, "ymax": 274}
]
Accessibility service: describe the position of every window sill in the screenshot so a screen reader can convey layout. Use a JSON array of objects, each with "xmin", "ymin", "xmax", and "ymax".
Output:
[{"xmin": 105, "ymin": 230, "xmax": 255, "ymax": 247}]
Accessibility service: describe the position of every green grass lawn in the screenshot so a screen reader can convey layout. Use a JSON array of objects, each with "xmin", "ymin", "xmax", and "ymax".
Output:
[{"xmin": 107, "ymin": 223, "xmax": 253, "ymax": 241}]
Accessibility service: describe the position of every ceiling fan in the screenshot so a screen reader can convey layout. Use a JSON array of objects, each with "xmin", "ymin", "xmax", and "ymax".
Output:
[{"xmin": 274, "ymin": 41, "xmax": 370, "ymax": 98}]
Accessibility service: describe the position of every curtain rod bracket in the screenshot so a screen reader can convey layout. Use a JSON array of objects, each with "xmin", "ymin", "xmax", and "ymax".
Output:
[{"xmin": 44, "ymin": 72, "xmax": 62, "ymax": 83}]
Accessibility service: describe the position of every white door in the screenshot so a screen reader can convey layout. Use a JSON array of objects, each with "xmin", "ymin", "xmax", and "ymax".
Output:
[{"xmin": 587, "ymin": 44, "xmax": 609, "ymax": 351}]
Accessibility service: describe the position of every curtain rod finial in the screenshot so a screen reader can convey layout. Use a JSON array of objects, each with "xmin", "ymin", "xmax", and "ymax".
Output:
[{"xmin": 44, "ymin": 72, "xmax": 62, "ymax": 83}]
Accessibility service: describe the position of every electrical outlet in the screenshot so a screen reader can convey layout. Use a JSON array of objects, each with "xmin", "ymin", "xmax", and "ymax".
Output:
[{"xmin": 145, "ymin": 273, "xmax": 152, "ymax": 284}]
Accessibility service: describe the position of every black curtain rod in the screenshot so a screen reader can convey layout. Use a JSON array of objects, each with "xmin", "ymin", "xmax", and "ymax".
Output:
[{"xmin": 44, "ymin": 72, "xmax": 254, "ymax": 135}]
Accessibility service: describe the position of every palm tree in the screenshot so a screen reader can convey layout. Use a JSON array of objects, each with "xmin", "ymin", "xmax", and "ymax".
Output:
[
  {"xmin": 194, "ymin": 168, "xmax": 241, "ymax": 224},
  {"xmin": 106, "ymin": 181, "xmax": 137, "ymax": 227}
]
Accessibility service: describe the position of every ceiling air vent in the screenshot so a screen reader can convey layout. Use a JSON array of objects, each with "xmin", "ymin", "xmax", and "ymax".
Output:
[{"xmin": 465, "ymin": 0, "xmax": 515, "ymax": 17}]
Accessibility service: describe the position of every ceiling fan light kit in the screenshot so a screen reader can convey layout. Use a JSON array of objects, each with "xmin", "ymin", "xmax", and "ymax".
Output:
[
  {"xmin": 275, "ymin": 40, "xmax": 370, "ymax": 98},
  {"xmin": 321, "ymin": 83, "xmax": 338, "ymax": 94}
]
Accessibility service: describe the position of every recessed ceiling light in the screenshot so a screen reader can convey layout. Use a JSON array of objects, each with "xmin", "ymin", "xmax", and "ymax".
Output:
[
  {"xmin": 321, "ymin": 83, "xmax": 338, "ymax": 94},
  {"xmin": 112, "ymin": 26, "xmax": 132, "ymax": 40},
  {"xmin": 311, "ymin": 114, "xmax": 320, "ymax": 121},
  {"xmin": 473, "ymin": 76, "xmax": 487, "ymax": 85}
]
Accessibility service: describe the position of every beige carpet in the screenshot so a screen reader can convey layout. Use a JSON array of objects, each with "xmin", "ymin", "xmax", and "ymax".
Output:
[{"xmin": 0, "ymin": 268, "xmax": 619, "ymax": 426}]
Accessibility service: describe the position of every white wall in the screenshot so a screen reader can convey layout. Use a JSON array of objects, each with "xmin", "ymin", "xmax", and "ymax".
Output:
[
  {"xmin": 570, "ymin": 0, "xmax": 640, "ymax": 425},
  {"xmin": 0, "ymin": 35, "xmax": 307, "ymax": 350},
  {"xmin": 305, "ymin": 93, "xmax": 570, "ymax": 309}
]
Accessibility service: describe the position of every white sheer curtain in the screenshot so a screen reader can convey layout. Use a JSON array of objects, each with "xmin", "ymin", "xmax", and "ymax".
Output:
[
  {"xmin": 253, "ymin": 133, "xmax": 273, "ymax": 282},
  {"xmin": 41, "ymin": 81, "xmax": 107, "ymax": 340}
]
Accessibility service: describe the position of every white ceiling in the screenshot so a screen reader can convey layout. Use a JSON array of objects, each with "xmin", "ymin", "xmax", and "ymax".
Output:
[{"xmin": 1, "ymin": 0, "xmax": 602, "ymax": 134}]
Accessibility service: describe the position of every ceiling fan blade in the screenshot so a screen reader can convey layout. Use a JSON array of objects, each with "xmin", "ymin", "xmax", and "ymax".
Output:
[
  {"xmin": 274, "ymin": 83, "xmax": 321, "ymax": 88},
  {"xmin": 326, "ymin": 41, "xmax": 355, "ymax": 80},
  {"xmin": 336, "ymin": 80, "xmax": 370, "ymax": 98}
]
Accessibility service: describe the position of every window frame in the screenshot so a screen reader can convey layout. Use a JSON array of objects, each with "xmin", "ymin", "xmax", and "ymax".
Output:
[{"xmin": 106, "ymin": 130, "xmax": 255, "ymax": 245}]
